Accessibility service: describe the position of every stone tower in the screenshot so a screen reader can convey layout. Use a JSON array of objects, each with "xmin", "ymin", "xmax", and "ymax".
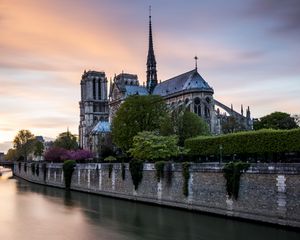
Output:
[
  {"xmin": 146, "ymin": 9, "xmax": 158, "ymax": 94},
  {"xmin": 79, "ymin": 70, "xmax": 109, "ymax": 150}
]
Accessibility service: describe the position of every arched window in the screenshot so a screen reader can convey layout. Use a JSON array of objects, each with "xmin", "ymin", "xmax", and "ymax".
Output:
[
  {"xmin": 205, "ymin": 106, "xmax": 210, "ymax": 118},
  {"xmin": 194, "ymin": 97, "xmax": 201, "ymax": 116},
  {"xmin": 185, "ymin": 98, "xmax": 190, "ymax": 111}
]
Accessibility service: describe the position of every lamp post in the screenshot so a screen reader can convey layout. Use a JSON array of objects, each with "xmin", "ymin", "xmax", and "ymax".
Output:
[{"xmin": 219, "ymin": 144, "xmax": 223, "ymax": 164}]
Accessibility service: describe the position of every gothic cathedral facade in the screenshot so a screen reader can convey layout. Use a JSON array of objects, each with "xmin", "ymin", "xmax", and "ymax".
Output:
[{"xmin": 79, "ymin": 14, "xmax": 252, "ymax": 151}]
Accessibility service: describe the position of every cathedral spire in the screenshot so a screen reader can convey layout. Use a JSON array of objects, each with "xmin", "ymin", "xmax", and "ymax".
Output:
[{"xmin": 146, "ymin": 6, "xmax": 158, "ymax": 94}]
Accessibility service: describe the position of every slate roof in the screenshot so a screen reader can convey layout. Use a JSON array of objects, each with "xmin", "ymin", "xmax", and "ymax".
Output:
[
  {"xmin": 91, "ymin": 121, "xmax": 111, "ymax": 134},
  {"xmin": 153, "ymin": 69, "xmax": 213, "ymax": 96},
  {"xmin": 124, "ymin": 85, "xmax": 149, "ymax": 96}
]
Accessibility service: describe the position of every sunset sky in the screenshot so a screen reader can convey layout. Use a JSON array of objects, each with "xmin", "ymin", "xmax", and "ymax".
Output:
[{"xmin": 0, "ymin": 0, "xmax": 299, "ymax": 152}]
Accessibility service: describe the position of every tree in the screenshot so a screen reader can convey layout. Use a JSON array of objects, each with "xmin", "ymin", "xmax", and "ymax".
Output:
[
  {"xmin": 34, "ymin": 141, "xmax": 44, "ymax": 157},
  {"xmin": 54, "ymin": 131, "xmax": 78, "ymax": 150},
  {"xmin": 128, "ymin": 131, "xmax": 184, "ymax": 161},
  {"xmin": 254, "ymin": 112, "xmax": 298, "ymax": 130},
  {"xmin": 65, "ymin": 149, "xmax": 93, "ymax": 162},
  {"xmin": 4, "ymin": 148, "xmax": 17, "ymax": 161},
  {"xmin": 181, "ymin": 110, "xmax": 210, "ymax": 145},
  {"xmin": 44, "ymin": 147, "xmax": 68, "ymax": 162},
  {"xmin": 13, "ymin": 130, "xmax": 35, "ymax": 161},
  {"xmin": 161, "ymin": 109, "xmax": 210, "ymax": 146},
  {"xmin": 112, "ymin": 95, "xmax": 168, "ymax": 152},
  {"xmin": 221, "ymin": 116, "xmax": 246, "ymax": 134}
]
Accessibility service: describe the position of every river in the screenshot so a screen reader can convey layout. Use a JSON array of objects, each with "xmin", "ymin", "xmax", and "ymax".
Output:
[{"xmin": 0, "ymin": 170, "xmax": 299, "ymax": 240}]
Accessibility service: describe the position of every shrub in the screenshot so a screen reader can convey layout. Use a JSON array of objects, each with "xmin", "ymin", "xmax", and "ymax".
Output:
[
  {"xmin": 63, "ymin": 160, "xmax": 76, "ymax": 189},
  {"xmin": 129, "ymin": 159, "xmax": 144, "ymax": 190},
  {"xmin": 104, "ymin": 156, "xmax": 117, "ymax": 162},
  {"xmin": 154, "ymin": 161, "xmax": 165, "ymax": 182},
  {"xmin": 223, "ymin": 161, "xmax": 250, "ymax": 199},
  {"xmin": 185, "ymin": 128, "xmax": 300, "ymax": 157},
  {"xmin": 182, "ymin": 162, "xmax": 190, "ymax": 197},
  {"xmin": 128, "ymin": 131, "xmax": 185, "ymax": 161}
]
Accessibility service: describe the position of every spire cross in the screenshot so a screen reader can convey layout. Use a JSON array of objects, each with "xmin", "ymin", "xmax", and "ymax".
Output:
[
  {"xmin": 194, "ymin": 56, "xmax": 198, "ymax": 70},
  {"xmin": 149, "ymin": 5, "xmax": 152, "ymax": 18}
]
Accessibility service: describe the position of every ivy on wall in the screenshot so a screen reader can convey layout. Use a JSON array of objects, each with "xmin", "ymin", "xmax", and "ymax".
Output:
[
  {"xmin": 63, "ymin": 160, "xmax": 76, "ymax": 189},
  {"xmin": 165, "ymin": 162, "xmax": 173, "ymax": 186},
  {"xmin": 95, "ymin": 165, "xmax": 99, "ymax": 178},
  {"xmin": 42, "ymin": 163, "xmax": 47, "ymax": 182},
  {"xmin": 182, "ymin": 162, "xmax": 190, "ymax": 197},
  {"xmin": 36, "ymin": 164, "xmax": 39, "ymax": 176},
  {"xmin": 121, "ymin": 162, "xmax": 126, "ymax": 180},
  {"xmin": 31, "ymin": 163, "xmax": 36, "ymax": 175},
  {"xmin": 108, "ymin": 164, "xmax": 113, "ymax": 178},
  {"xmin": 129, "ymin": 159, "xmax": 143, "ymax": 190},
  {"xmin": 223, "ymin": 161, "xmax": 250, "ymax": 199},
  {"xmin": 154, "ymin": 161, "xmax": 165, "ymax": 182}
]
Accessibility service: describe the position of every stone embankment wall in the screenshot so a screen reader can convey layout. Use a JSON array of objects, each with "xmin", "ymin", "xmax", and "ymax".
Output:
[{"xmin": 14, "ymin": 162, "xmax": 300, "ymax": 228}]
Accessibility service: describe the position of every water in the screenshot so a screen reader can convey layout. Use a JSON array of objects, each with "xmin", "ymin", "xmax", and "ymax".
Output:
[{"xmin": 0, "ymin": 170, "xmax": 299, "ymax": 240}]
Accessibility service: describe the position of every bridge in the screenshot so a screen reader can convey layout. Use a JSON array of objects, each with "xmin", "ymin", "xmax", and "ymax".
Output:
[{"xmin": 0, "ymin": 161, "xmax": 14, "ymax": 170}]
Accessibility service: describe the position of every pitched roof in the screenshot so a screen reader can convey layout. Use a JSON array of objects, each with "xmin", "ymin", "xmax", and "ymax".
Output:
[
  {"xmin": 124, "ymin": 85, "xmax": 149, "ymax": 96},
  {"xmin": 91, "ymin": 121, "xmax": 111, "ymax": 134},
  {"xmin": 153, "ymin": 69, "xmax": 213, "ymax": 96}
]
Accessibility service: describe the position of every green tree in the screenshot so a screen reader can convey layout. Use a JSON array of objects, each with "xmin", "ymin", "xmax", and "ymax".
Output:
[
  {"xmin": 292, "ymin": 114, "xmax": 300, "ymax": 127},
  {"xmin": 112, "ymin": 95, "xmax": 168, "ymax": 152},
  {"xmin": 5, "ymin": 148, "xmax": 17, "ymax": 161},
  {"xmin": 34, "ymin": 141, "xmax": 44, "ymax": 157},
  {"xmin": 54, "ymin": 131, "xmax": 78, "ymax": 150},
  {"xmin": 13, "ymin": 130, "xmax": 35, "ymax": 161},
  {"xmin": 254, "ymin": 112, "xmax": 298, "ymax": 130},
  {"xmin": 161, "ymin": 109, "xmax": 210, "ymax": 146},
  {"xmin": 128, "ymin": 131, "xmax": 184, "ymax": 161}
]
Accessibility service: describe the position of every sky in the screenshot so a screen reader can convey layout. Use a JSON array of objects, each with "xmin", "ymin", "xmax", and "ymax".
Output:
[{"xmin": 0, "ymin": 0, "xmax": 300, "ymax": 152}]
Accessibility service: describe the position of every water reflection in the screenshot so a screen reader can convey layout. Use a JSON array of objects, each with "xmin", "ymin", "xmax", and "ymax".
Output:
[{"xmin": 0, "ymin": 172, "xmax": 299, "ymax": 240}]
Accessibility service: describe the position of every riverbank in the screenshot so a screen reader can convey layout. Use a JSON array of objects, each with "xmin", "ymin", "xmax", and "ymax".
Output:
[{"xmin": 13, "ymin": 162, "xmax": 300, "ymax": 228}]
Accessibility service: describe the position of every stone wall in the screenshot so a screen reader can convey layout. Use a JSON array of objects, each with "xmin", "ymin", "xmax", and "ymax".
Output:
[{"xmin": 13, "ymin": 162, "xmax": 300, "ymax": 228}]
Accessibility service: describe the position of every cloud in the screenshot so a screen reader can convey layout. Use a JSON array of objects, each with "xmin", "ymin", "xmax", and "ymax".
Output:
[
  {"xmin": 0, "ymin": 141, "xmax": 13, "ymax": 153},
  {"xmin": 248, "ymin": 0, "xmax": 300, "ymax": 35},
  {"xmin": 24, "ymin": 116, "xmax": 78, "ymax": 129}
]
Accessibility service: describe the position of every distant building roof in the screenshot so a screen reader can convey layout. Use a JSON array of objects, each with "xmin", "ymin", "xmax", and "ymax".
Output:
[
  {"xmin": 91, "ymin": 121, "xmax": 111, "ymax": 134},
  {"xmin": 153, "ymin": 69, "xmax": 213, "ymax": 96},
  {"xmin": 115, "ymin": 73, "xmax": 138, "ymax": 82},
  {"xmin": 124, "ymin": 85, "xmax": 149, "ymax": 96},
  {"xmin": 35, "ymin": 136, "xmax": 44, "ymax": 142}
]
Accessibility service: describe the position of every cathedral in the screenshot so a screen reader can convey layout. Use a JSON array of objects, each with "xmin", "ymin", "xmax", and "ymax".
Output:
[{"xmin": 79, "ymin": 13, "xmax": 252, "ymax": 152}]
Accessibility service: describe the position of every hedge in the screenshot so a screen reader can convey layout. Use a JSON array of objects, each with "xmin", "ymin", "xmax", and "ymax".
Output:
[{"xmin": 185, "ymin": 128, "xmax": 300, "ymax": 156}]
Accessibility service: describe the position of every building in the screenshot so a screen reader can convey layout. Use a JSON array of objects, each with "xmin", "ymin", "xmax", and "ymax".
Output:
[
  {"xmin": 79, "ymin": 13, "xmax": 252, "ymax": 152},
  {"xmin": 79, "ymin": 71, "xmax": 109, "ymax": 150}
]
